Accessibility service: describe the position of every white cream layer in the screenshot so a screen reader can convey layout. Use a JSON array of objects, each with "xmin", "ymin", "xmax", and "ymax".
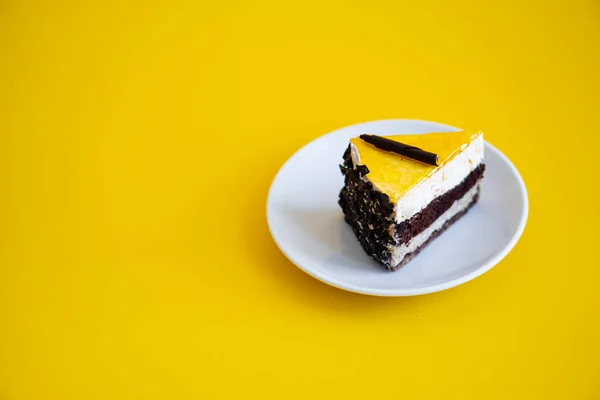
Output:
[
  {"xmin": 388, "ymin": 183, "xmax": 480, "ymax": 267},
  {"xmin": 393, "ymin": 135, "xmax": 483, "ymax": 222}
]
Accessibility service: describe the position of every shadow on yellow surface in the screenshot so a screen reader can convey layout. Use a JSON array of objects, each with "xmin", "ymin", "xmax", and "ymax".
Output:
[{"xmin": 1, "ymin": 0, "xmax": 599, "ymax": 399}]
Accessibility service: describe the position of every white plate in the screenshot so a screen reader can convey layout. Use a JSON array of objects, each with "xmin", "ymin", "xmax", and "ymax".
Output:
[{"xmin": 267, "ymin": 120, "xmax": 528, "ymax": 296}]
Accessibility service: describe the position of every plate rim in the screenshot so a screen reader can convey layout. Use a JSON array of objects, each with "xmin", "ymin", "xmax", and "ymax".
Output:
[{"xmin": 266, "ymin": 119, "xmax": 529, "ymax": 296}]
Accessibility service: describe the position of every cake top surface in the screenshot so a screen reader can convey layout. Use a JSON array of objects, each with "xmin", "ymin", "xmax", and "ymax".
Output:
[{"xmin": 349, "ymin": 130, "xmax": 482, "ymax": 203}]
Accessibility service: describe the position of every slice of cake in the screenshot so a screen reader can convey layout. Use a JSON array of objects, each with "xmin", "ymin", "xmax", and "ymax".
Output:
[{"xmin": 338, "ymin": 130, "xmax": 485, "ymax": 270}]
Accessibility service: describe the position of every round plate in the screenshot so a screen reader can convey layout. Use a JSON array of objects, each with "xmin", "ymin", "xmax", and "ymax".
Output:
[{"xmin": 267, "ymin": 120, "xmax": 528, "ymax": 296}]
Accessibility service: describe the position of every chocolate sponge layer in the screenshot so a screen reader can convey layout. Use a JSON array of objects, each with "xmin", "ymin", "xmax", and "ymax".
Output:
[
  {"xmin": 338, "ymin": 144, "xmax": 485, "ymax": 270},
  {"xmin": 395, "ymin": 163, "xmax": 485, "ymax": 245},
  {"xmin": 389, "ymin": 187, "xmax": 480, "ymax": 271}
]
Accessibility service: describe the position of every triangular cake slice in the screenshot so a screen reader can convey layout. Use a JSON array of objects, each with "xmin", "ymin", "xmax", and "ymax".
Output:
[{"xmin": 339, "ymin": 130, "xmax": 485, "ymax": 270}]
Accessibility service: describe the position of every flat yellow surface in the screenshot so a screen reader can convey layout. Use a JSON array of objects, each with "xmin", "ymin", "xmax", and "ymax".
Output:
[{"xmin": 1, "ymin": 1, "xmax": 599, "ymax": 399}]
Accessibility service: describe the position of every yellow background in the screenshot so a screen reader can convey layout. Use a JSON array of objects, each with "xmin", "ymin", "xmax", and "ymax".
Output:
[{"xmin": 1, "ymin": 0, "xmax": 599, "ymax": 398}]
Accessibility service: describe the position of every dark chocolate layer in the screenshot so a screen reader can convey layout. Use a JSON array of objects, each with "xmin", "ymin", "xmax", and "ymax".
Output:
[
  {"xmin": 390, "ymin": 187, "xmax": 480, "ymax": 271},
  {"xmin": 395, "ymin": 163, "xmax": 485, "ymax": 245}
]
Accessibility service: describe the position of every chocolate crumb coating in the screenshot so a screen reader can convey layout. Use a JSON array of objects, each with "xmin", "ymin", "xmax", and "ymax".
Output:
[
  {"xmin": 338, "ymin": 145, "xmax": 396, "ymax": 267},
  {"xmin": 338, "ymin": 144, "xmax": 485, "ymax": 270}
]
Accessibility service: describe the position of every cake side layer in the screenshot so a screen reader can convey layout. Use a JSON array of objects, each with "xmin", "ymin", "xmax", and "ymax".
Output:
[
  {"xmin": 338, "ymin": 146, "xmax": 396, "ymax": 267},
  {"xmin": 395, "ymin": 163, "xmax": 485, "ymax": 245},
  {"xmin": 389, "ymin": 185, "xmax": 481, "ymax": 270}
]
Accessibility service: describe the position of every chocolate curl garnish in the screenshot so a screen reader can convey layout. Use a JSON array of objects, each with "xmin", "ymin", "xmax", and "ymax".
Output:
[{"xmin": 359, "ymin": 134, "xmax": 439, "ymax": 166}]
